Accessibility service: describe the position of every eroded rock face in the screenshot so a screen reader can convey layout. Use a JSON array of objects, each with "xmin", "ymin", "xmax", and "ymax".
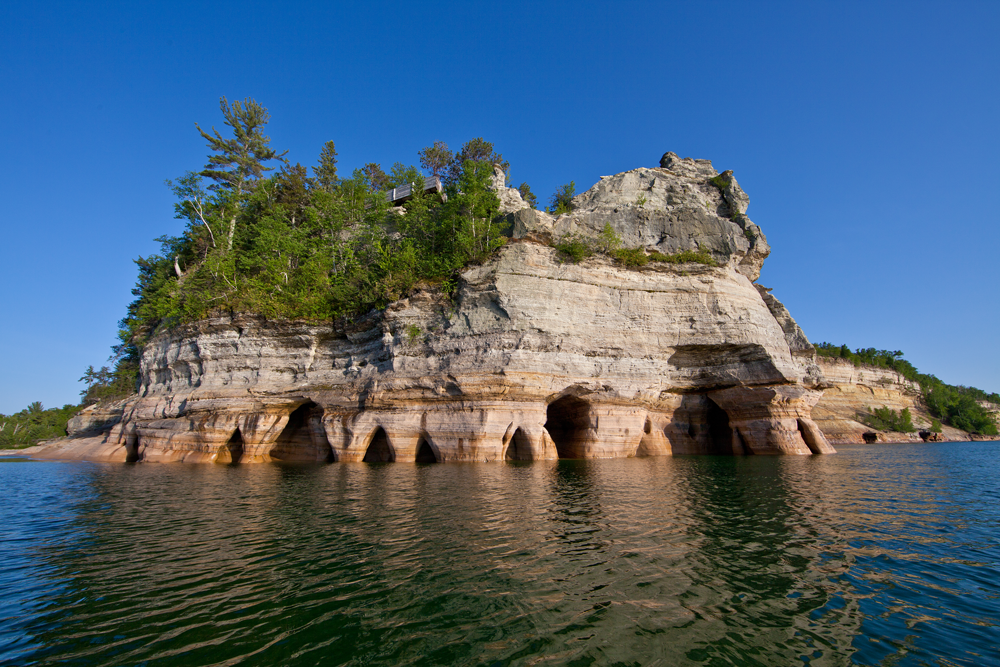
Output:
[
  {"xmin": 490, "ymin": 164, "xmax": 530, "ymax": 214},
  {"xmin": 45, "ymin": 152, "xmax": 836, "ymax": 463},
  {"xmin": 509, "ymin": 151, "xmax": 770, "ymax": 281},
  {"xmin": 811, "ymin": 357, "xmax": 974, "ymax": 443}
]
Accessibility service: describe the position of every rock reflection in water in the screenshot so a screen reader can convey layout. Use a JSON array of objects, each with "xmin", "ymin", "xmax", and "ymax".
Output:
[{"xmin": 2, "ymin": 445, "xmax": 999, "ymax": 666}]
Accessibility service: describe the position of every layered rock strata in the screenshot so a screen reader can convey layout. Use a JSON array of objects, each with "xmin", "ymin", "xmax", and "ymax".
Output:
[
  {"xmin": 812, "ymin": 358, "xmax": 975, "ymax": 443},
  {"xmin": 39, "ymin": 152, "xmax": 837, "ymax": 463}
]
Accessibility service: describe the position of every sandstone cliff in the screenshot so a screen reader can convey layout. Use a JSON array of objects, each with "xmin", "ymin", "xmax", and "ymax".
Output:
[
  {"xmin": 33, "ymin": 152, "xmax": 838, "ymax": 463},
  {"xmin": 812, "ymin": 357, "xmax": 983, "ymax": 443}
]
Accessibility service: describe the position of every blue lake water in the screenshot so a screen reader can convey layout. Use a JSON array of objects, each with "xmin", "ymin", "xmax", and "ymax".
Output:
[{"xmin": 1, "ymin": 443, "xmax": 998, "ymax": 666}]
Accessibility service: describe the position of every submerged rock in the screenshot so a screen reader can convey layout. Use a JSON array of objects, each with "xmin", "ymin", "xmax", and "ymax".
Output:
[{"xmin": 38, "ymin": 153, "xmax": 837, "ymax": 463}]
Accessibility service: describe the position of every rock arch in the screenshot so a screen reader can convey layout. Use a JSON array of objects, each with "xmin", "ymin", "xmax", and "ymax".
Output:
[
  {"xmin": 635, "ymin": 415, "xmax": 672, "ymax": 456},
  {"xmin": 362, "ymin": 426, "xmax": 395, "ymax": 462},
  {"xmin": 797, "ymin": 417, "xmax": 835, "ymax": 454},
  {"xmin": 415, "ymin": 435, "xmax": 439, "ymax": 463},
  {"xmin": 504, "ymin": 427, "xmax": 532, "ymax": 460},
  {"xmin": 270, "ymin": 402, "xmax": 334, "ymax": 462},
  {"xmin": 545, "ymin": 396, "xmax": 591, "ymax": 459},
  {"xmin": 218, "ymin": 427, "xmax": 244, "ymax": 464}
]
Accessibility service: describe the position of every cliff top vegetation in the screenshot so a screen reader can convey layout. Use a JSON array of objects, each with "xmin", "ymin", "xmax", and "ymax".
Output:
[{"xmin": 86, "ymin": 97, "xmax": 528, "ymax": 405}]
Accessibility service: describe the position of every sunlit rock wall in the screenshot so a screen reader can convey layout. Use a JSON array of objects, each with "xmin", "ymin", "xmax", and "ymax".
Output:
[{"xmin": 48, "ymin": 152, "xmax": 837, "ymax": 463}]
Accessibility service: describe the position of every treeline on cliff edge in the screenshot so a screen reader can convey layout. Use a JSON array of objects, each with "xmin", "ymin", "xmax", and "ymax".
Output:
[
  {"xmin": 104, "ymin": 97, "xmax": 522, "ymax": 403},
  {"xmin": 815, "ymin": 343, "xmax": 999, "ymax": 436}
]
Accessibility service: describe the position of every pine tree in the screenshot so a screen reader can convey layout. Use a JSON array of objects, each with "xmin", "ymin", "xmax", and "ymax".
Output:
[
  {"xmin": 418, "ymin": 141, "xmax": 453, "ymax": 178},
  {"xmin": 314, "ymin": 140, "xmax": 339, "ymax": 191},
  {"xmin": 195, "ymin": 97, "xmax": 287, "ymax": 249},
  {"xmin": 445, "ymin": 138, "xmax": 507, "ymax": 186},
  {"xmin": 361, "ymin": 163, "xmax": 390, "ymax": 192}
]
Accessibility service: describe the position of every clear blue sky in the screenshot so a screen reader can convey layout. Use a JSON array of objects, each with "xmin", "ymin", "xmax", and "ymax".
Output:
[{"xmin": 1, "ymin": 1, "xmax": 998, "ymax": 414}]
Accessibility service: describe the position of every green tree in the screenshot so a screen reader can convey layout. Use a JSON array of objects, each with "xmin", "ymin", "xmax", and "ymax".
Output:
[
  {"xmin": 549, "ymin": 181, "xmax": 576, "ymax": 214},
  {"xmin": 445, "ymin": 138, "xmax": 507, "ymax": 186},
  {"xmin": 196, "ymin": 96, "xmax": 288, "ymax": 250},
  {"xmin": 314, "ymin": 140, "xmax": 339, "ymax": 191},
  {"xmin": 389, "ymin": 162, "xmax": 423, "ymax": 189},
  {"xmin": 361, "ymin": 163, "xmax": 390, "ymax": 192},
  {"xmin": 166, "ymin": 172, "xmax": 219, "ymax": 254},
  {"xmin": 597, "ymin": 222, "xmax": 622, "ymax": 254},
  {"xmin": 449, "ymin": 159, "xmax": 503, "ymax": 257},
  {"xmin": 273, "ymin": 164, "xmax": 313, "ymax": 228},
  {"xmin": 418, "ymin": 141, "xmax": 453, "ymax": 178},
  {"xmin": 1, "ymin": 401, "xmax": 84, "ymax": 449},
  {"xmin": 517, "ymin": 182, "xmax": 538, "ymax": 209}
]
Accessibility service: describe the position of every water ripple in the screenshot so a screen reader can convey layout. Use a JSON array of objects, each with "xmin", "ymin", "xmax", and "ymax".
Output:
[{"xmin": 1, "ymin": 445, "xmax": 999, "ymax": 665}]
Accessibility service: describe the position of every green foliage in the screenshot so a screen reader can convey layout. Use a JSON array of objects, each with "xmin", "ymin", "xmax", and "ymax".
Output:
[
  {"xmin": 549, "ymin": 181, "xmax": 576, "ymax": 214},
  {"xmin": 594, "ymin": 223, "xmax": 650, "ymax": 266},
  {"xmin": 361, "ymin": 163, "xmax": 390, "ymax": 192},
  {"xmin": 648, "ymin": 247, "xmax": 718, "ymax": 266},
  {"xmin": 613, "ymin": 247, "xmax": 648, "ymax": 267},
  {"xmin": 930, "ymin": 418, "xmax": 942, "ymax": 433},
  {"xmin": 418, "ymin": 141, "xmax": 453, "ymax": 178},
  {"xmin": 445, "ymin": 138, "xmax": 506, "ymax": 186},
  {"xmin": 313, "ymin": 141, "xmax": 337, "ymax": 192},
  {"xmin": 80, "ymin": 363, "xmax": 137, "ymax": 403},
  {"xmin": 389, "ymin": 163, "xmax": 423, "ymax": 189},
  {"xmin": 106, "ymin": 100, "xmax": 512, "ymax": 388},
  {"xmin": 552, "ymin": 234, "xmax": 593, "ymax": 263},
  {"xmin": 815, "ymin": 343, "xmax": 1000, "ymax": 435},
  {"xmin": 925, "ymin": 385, "xmax": 998, "ymax": 435},
  {"xmin": 406, "ymin": 325, "xmax": 422, "ymax": 343},
  {"xmin": 313, "ymin": 141, "xmax": 339, "ymax": 191},
  {"xmin": 517, "ymin": 182, "xmax": 538, "ymax": 209},
  {"xmin": 597, "ymin": 223, "xmax": 622, "ymax": 254},
  {"xmin": 635, "ymin": 193, "xmax": 647, "ymax": 208},
  {"xmin": 550, "ymin": 224, "xmax": 713, "ymax": 270},
  {"xmin": 196, "ymin": 97, "xmax": 288, "ymax": 195},
  {"xmin": 709, "ymin": 175, "xmax": 731, "ymax": 190},
  {"xmin": 0, "ymin": 402, "xmax": 82, "ymax": 449},
  {"xmin": 858, "ymin": 406, "xmax": 916, "ymax": 433},
  {"xmin": 744, "ymin": 228, "xmax": 755, "ymax": 242}
]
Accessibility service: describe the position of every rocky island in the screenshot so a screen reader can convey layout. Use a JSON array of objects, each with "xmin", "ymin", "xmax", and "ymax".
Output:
[
  {"xmin": 32, "ymin": 149, "xmax": 845, "ymax": 463},
  {"xmin": 15, "ymin": 101, "xmax": 993, "ymax": 463}
]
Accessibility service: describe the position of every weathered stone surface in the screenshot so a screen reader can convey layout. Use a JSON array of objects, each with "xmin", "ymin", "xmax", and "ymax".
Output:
[
  {"xmin": 66, "ymin": 398, "xmax": 129, "ymax": 437},
  {"xmin": 490, "ymin": 164, "xmax": 530, "ymax": 214},
  {"xmin": 512, "ymin": 155, "xmax": 770, "ymax": 281},
  {"xmin": 33, "ymin": 153, "xmax": 838, "ymax": 463}
]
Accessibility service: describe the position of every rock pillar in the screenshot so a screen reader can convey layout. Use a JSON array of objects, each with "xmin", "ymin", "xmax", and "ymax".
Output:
[{"xmin": 707, "ymin": 385, "xmax": 834, "ymax": 455}]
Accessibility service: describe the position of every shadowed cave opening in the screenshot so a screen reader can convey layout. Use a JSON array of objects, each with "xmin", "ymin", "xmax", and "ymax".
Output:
[
  {"xmin": 545, "ymin": 396, "xmax": 591, "ymax": 459},
  {"xmin": 271, "ymin": 402, "xmax": 334, "ymax": 462},
  {"xmin": 505, "ymin": 428, "xmax": 531, "ymax": 461},
  {"xmin": 222, "ymin": 428, "xmax": 244, "ymax": 464},
  {"xmin": 706, "ymin": 398, "xmax": 739, "ymax": 455},
  {"xmin": 124, "ymin": 435, "xmax": 140, "ymax": 463},
  {"xmin": 415, "ymin": 437, "xmax": 438, "ymax": 463},
  {"xmin": 363, "ymin": 427, "xmax": 395, "ymax": 462}
]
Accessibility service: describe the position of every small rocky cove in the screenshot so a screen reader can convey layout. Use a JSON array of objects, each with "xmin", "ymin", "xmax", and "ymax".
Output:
[{"xmin": 30, "ymin": 152, "xmax": 982, "ymax": 464}]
